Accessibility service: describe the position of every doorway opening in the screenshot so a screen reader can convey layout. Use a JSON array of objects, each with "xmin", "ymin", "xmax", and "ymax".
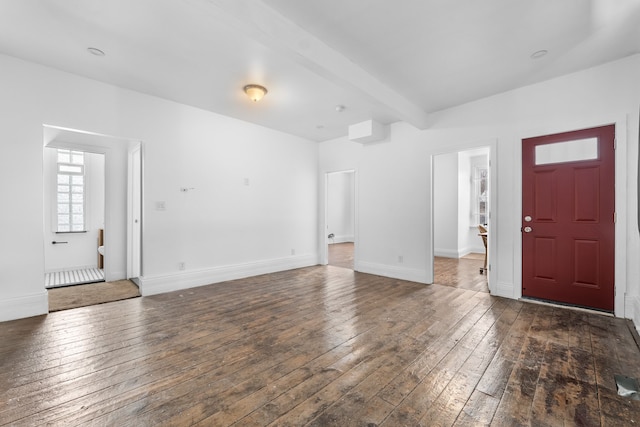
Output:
[
  {"xmin": 43, "ymin": 147, "xmax": 106, "ymax": 288},
  {"xmin": 325, "ymin": 170, "xmax": 356, "ymax": 270},
  {"xmin": 432, "ymin": 146, "xmax": 491, "ymax": 293},
  {"xmin": 43, "ymin": 125, "xmax": 143, "ymax": 310}
]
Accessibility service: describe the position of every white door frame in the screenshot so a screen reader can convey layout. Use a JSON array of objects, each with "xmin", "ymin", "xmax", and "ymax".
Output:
[
  {"xmin": 127, "ymin": 142, "xmax": 143, "ymax": 282},
  {"xmin": 429, "ymin": 139, "xmax": 497, "ymax": 294},
  {"xmin": 42, "ymin": 125, "xmax": 142, "ymax": 287},
  {"xmin": 321, "ymin": 169, "xmax": 357, "ymax": 268}
]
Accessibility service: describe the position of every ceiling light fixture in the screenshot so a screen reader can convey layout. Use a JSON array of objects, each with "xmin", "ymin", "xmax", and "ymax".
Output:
[
  {"xmin": 87, "ymin": 47, "xmax": 105, "ymax": 56},
  {"xmin": 243, "ymin": 84, "xmax": 268, "ymax": 102},
  {"xmin": 530, "ymin": 49, "xmax": 548, "ymax": 59}
]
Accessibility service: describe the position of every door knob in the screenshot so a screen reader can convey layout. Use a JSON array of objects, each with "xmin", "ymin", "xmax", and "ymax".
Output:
[{"xmin": 524, "ymin": 226, "xmax": 532, "ymax": 233}]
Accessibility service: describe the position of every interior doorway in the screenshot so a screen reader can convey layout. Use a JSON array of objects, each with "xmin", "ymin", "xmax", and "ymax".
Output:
[
  {"xmin": 325, "ymin": 170, "xmax": 356, "ymax": 270},
  {"xmin": 43, "ymin": 147, "xmax": 106, "ymax": 288},
  {"xmin": 432, "ymin": 146, "xmax": 493, "ymax": 293},
  {"xmin": 42, "ymin": 125, "xmax": 143, "ymax": 310}
]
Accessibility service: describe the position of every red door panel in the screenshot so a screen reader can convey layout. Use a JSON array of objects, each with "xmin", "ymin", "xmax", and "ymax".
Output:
[{"xmin": 522, "ymin": 125, "xmax": 615, "ymax": 311}]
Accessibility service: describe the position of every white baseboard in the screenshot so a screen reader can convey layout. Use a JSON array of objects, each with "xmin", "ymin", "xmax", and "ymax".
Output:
[
  {"xmin": 435, "ymin": 247, "xmax": 486, "ymax": 259},
  {"xmin": 494, "ymin": 281, "xmax": 514, "ymax": 299},
  {"xmin": 434, "ymin": 248, "xmax": 460, "ymax": 258},
  {"xmin": 627, "ymin": 295, "xmax": 640, "ymax": 331},
  {"xmin": 0, "ymin": 291, "xmax": 48, "ymax": 322},
  {"xmin": 329, "ymin": 235, "xmax": 354, "ymax": 244},
  {"xmin": 138, "ymin": 254, "xmax": 318, "ymax": 296},
  {"xmin": 356, "ymin": 261, "xmax": 429, "ymax": 284}
]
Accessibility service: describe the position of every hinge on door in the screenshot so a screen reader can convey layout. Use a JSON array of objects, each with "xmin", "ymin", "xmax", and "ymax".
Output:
[
  {"xmin": 614, "ymin": 138, "xmax": 617, "ymax": 150},
  {"xmin": 614, "ymin": 212, "xmax": 617, "ymax": 223}
]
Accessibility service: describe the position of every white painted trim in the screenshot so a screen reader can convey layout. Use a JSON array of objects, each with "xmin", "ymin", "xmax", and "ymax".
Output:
[
  {"xmin": 0, "ymin": 291, "xmax": 48, "ymax": 322},
  {"xmin": 633, "ymin": 296, "xmax": 640, "ymax": 333},
  {"xmin": 138, "ymin": 254, "xmax": 318, "ymax": 296},
  {"xmin": 434, "ymin": 248, "xmax": 461, "ymax": 258},
  {"xmin": 321, "ymin": 169, "xmax": 357, "ymax": 266},
  {"xmin": 357, "ymin": 261, "xmax": 429, "ymax": 284},
  {"xmin": 495, "ymin": 281, "xmax": 514, "ymax": 299},
  {"xmin": 625, "ymin": 294, "xmax": 637, "ymax": 321},
  {"xmin": 428, "ymin": 138, "xmax": 498, "ymax": 294}
]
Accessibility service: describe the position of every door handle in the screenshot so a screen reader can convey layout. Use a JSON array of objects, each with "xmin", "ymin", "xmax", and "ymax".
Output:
[{"xmin": 523, "ymin": 226, "xmax": 532, "ymax": 233}]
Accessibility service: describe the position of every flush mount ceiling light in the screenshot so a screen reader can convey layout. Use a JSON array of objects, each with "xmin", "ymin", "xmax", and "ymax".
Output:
[
  {"xmin": 87, "ymin": 47, "xmax": 105, "ymax": 56},
  {"xmin": 243, "ymin": 84, "xmax": 268, "ymax": 102},
  {"xmin": 530, "ymin": 49, "xmax": 548, "ymax": 59}
]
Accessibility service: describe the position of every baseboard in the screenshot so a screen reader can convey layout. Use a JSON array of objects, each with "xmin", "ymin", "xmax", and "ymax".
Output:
[
  {"xmin": 356, "ymin": 261, "xmax": 429, "ymax": 284},
  {"xmin": 0, "ymin": 291, "xmax": 48, "ymax": 322},
  {"xmin": 138, "ymin": 254, "xmax": 319, "ymax": 296},
  {"xmin": 434, "ymin": 248, "xmax": 460, "ymax": 258},
  {"xmin": 329, "ymin": 235, "xmax": 354, "ymax": 244},
  {"xmin": 628, "ymin": 295, "xmax": 640, "ymax": 331},
  {"xmin": 494, "ymin": 281, "xmax": 514, "ymax": 299}
]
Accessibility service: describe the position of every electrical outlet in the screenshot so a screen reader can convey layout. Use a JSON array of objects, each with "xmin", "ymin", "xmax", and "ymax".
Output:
[
  {"xmin": 291, "ymin": 249, "xmax": 296, "ymax": 256},
  {"xmin": 398, "ymin": 255, "xmax": 403, "ymax": 263},
  {"xmin": 178, "ymin": 262, "xmax": 186, "ymax": 270}
]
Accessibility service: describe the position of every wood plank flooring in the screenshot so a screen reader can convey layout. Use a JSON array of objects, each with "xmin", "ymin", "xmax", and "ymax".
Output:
[
  {"xmin": 328, "ymin": 242, "xmax": 354, "ymax": 270},
  {"xmin": 434, "ymin": 255, "xmax": 489, "ymax": 293},
  {"xmin": 1, "ymin": 266, "xmax": 640, "ymax": 426}
]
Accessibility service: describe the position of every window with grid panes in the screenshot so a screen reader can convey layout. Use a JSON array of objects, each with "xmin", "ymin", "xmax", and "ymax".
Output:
[{"xmin": 56, "ymin": 149, "xmax": 85, "ymax": 232}]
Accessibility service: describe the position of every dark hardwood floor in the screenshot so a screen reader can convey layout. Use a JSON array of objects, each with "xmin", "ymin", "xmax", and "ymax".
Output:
[{"xmin": 1, "ymin": 265, "xmax": 640, "ymax": 426}]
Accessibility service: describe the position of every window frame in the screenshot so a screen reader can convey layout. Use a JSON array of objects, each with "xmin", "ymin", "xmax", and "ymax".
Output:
[{"xmin": 55, "ymin": 149, "xmax": 87, "ymax": 233}]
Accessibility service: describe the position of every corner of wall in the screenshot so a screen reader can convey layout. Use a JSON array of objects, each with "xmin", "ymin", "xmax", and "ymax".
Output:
[
  {"xmin": 0, "ymin": 291, "xmax": 48, "ymax": 322},
  {"xmin": 356, "ymin": 261, "xmax": 429, "ymax": 284}
]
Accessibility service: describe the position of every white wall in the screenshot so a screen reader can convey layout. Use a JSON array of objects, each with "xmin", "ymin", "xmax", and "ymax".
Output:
[
  {"xmin": 434, "ymin": 152, "xmax": 459, "ymax": 257},
  {"xmin": 43, "ymin": 149, "xmax": 105, "ymax": 272},
  {"xmin": 327, "ymin": 171, "xmax": 354, "ymax": 243},
  {"xmin": 319, "ymin": 54, "xmax": 640, "ymax": 321},
  {"xmin": 0, "ymin": 53, "xmax": 319, "ymax": 321}
]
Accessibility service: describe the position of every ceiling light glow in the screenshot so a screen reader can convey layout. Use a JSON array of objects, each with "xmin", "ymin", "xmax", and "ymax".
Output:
[{"xmin": 243, "ymin": 84, "xmax": 268, "ymax": 102}]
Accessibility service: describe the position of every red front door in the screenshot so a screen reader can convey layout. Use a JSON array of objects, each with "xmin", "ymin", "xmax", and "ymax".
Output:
[{"xmin": 522, "ymin": 125, "xmax": 615, "ymax": 311}]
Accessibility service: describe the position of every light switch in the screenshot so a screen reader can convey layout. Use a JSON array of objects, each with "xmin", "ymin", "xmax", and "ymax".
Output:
[{"xmin": 156, "ymin": 201, "xmax": 166, "ymax": 211}]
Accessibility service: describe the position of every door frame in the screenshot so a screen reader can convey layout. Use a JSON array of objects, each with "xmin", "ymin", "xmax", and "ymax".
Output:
[
  {"xmin": 127, "ymin": 142, "xmax": 143, "ymax": 282},
  {"xmin": 42, "ymin": 125, "xmax": 143, "ymax": 289},
  {"xmin": 514, "ymin": 117, "xmax": 628, "ymax": 317},
  {"xmin": 428, "ymin": 138, "xmax": 497, "ymax": 294},
  {"xmin": 321, "ymin": 169, "xmax": 357, "ymax": 267}
]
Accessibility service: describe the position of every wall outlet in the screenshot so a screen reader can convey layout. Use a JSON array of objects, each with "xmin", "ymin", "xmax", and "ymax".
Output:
[
  {"xmin": 398, "ymin": 255, "xmax": 403, "ymax": 263},
  {"xmin": 178, "ymin": 262, "xmax": 186, "ymax": 270},
  {"xmin": 291, "ymin": 249, "xmax": 296, "ymax": 255}
]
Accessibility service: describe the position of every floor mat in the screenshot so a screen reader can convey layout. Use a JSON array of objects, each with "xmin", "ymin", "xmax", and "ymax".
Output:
[{"xmin": 48, "ymin": 279, "xmax": 140, "ymax": 312}]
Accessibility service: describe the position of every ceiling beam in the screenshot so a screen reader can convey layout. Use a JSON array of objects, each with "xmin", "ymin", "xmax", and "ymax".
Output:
[{"xmin": 202, "ymin": 0, "xmax": 430, "ymax": 129}]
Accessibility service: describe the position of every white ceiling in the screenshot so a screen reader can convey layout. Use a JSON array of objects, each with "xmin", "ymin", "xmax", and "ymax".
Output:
[{"xmin": 1, "ymin": 0, "xmax": 639, "ymax": 142}]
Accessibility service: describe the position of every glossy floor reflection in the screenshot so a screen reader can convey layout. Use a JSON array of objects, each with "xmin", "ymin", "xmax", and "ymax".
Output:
[
  {"xmin": 1, "ymin": 265, "xmax": 639, "ymax": 425},
  {"xmin": 434, "ymin": 254, "xmax": 489, "ymax": 293}
]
